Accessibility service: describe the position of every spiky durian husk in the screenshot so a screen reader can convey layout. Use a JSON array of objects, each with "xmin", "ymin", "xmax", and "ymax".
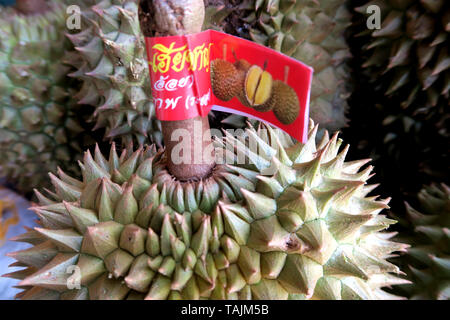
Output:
[
  {"xmin": 355, "ymin": 0, "xmax": 449, "ymax": 111},
  {"xmin": 351, "ymin": 1, "xmax": 450, "ymax": 180},
  {"xmin": 66, "ymin": 0, "xmax": 163, "ymax": 146},
  {"xmin": 393, "ymin": 184, "xmax": 450, "ymax": 300},
  {"xmin": 244, "ymin": 0, "xmax": 351, "ymax": 132},
  {"xmin": 343, "ymin": 0, "xmax": 449, "ymax": 201},
  {"xmin": 0, "ymin": 1, "xmax": 90, "ymax": 194},
  {"xmin": 5, "ymin": 120, "xmax": 408, "ymax": 300}
]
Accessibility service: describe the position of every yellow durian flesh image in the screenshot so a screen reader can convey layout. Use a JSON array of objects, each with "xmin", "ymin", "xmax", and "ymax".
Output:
[{"xmin": 244, "ymin": 65, "xmax": 273, "ymax": 108}]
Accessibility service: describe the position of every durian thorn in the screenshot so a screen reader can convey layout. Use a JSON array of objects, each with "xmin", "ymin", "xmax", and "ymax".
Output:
[
  {"xmin": 8, "ymin": 229, "xmax": 33, "ymax": 243},
  {"xmin": 380, "ymin": 197, "xmax": 391, "ymax": 206},
  {"xmin": 8, "ymin": 262, "xmax": 22, "ymax": 269},
  {"xmin": 28, "ymin": 206, "xmax": 42, "ymax": 214},
  {"xmin": 231, "ymin": 49, "xmax": 238, "ymax": 62}
]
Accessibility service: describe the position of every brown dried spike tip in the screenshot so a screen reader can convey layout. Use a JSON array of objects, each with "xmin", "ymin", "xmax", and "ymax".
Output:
[{"xmin": 139, "ymin": 0, "xmax": 215, "ymax": 181}]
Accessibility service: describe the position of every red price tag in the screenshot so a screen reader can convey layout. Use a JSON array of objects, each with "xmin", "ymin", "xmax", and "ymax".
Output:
[{"xmin": 145, "ymin": 30, "xmax": 313, "ymax": 142}]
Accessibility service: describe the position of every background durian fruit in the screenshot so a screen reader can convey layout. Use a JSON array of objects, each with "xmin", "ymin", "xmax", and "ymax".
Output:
[
  {"xmin": 341, "ymin": 0, "xmax": 449, "ymax": 213},
  {"xmin": 392, "ymin": 184, "xmax": 450, "ymax": 300},
  {"xmin": 351, "ymin": 0, "xmax": 449, "ymax": 168},
  {"xmin": 0, "ymin": 1, "xmax": 96, "ymax": 195},
  {"xmin": 5, "ymin": 120, "xmax": 408, "ymax": 300},
  {"xmin": 66, "ymin": 0, "xmax": 163, "ymax": 146},
  {"xmin": 355, "ymin": 0, "xmax": 449, "ymax": 112}
]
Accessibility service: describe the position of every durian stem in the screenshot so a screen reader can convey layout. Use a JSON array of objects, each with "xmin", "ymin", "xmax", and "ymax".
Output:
[
  {"xmin": 284, "ymin": 66, "xmax": 290, "ymax": 83},
  {"xmin": 231, "ymin": 49, "xmax": 238, "ymax": 62},
  {"xmin": 140, "ymin": 0, "xmax": 215, "ymax": 181},
  {"xmin": 15, "ymin": 0, "xmax": 49, "ymax": 15}
]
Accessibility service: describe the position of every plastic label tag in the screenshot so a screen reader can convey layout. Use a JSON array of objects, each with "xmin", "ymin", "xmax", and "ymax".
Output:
[{"xmin": 145, "ymin": 30, "xmax": 313, "ymax": 142}]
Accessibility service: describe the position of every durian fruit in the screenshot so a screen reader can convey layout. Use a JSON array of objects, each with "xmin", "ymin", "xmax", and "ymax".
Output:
[
  {"xmin": 66, "ymin": 0, "xmax": 163, "ymax": 146},
  {"xmin": 344, "ymin": 0, "xmax": 449, "ymax": 198},
  {"xmin": 211, "ymin": 59, "xmax": 242, "ymax": 101},
  {"xmin": 0, "ymin": 1, "xmax": 91, "ymax": 194},
  {"xmin": 266, "ymin": 80, "xmax": 300, "ymax": 124},
  {"xmin": 246, "ymin": 0, "xmax": 351, "ymax": 132},
  {"xmin": 5, "ymin": 120, "xmax": 409, "ymax": 300},
  {"xmin": 394, "ymin": 184, "xmax": 450, "ymax": 300},
  {"xmin": 352, "ymin": 0, "xmax": 450, "ymax": 182},
  {"xmin": 355, "ymin": 0, "xmax": 450, "ymax": 111}
]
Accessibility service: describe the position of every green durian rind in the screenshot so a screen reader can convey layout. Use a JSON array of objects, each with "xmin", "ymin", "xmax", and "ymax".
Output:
[
  {"xmin": 0, "ymin": 1, "xmax": 86, "ymax": 193},
  {"xmin": 396, "ymin": 184, "xmax": 450, "ymax": 300},
  {"xmin": 66, "ymin": 0, "xmax": 162, "ymax": 146},
  {"xmin": 6, "ymin": 120, "xmax": 408, "ymax": 300},
  {"xmin": 355, "ymin": 0, "xmax": 450, "ymax": 110}
]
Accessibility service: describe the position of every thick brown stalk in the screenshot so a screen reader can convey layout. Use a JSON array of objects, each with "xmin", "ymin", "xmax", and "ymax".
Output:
[
  {"xmin": 140, "ymin": 0, "xmax": 215, "ymax": 181},
  {"xmin": 15, "ymin": 0, "xmax": 49, "ymax": 15}
]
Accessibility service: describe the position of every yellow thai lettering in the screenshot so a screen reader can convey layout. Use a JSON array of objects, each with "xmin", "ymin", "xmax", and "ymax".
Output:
[{"xmin": 151, "ymin": 41, "xmax": 213, "ymax": 73}]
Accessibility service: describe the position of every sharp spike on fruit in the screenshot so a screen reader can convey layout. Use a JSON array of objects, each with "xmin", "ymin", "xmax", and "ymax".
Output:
[
  {"xmin": 114, "ymin": 185, "xmax": 138, "ymax": 224},
  {"xmin": 7, "ymin": 241, "xmax": 57, "ymax": 269},
  {"xmin": 64, "ymin": 201, "xmax": 99, "ymax": 234},
  {"xmin": 81, "ymin": 221, "xmax": 123, "ymax": 259},
  {"xmin": 241, "ymin": 188, "xmax": 277, "ymax": 219},
  {"xmin": 49, "ymin": 173, "xmax": 81, "ymax": 202},
  {"xmin": 19, "ymin": 253, "xmax": 79, "ymax": 291},
  {"xmin": 35, "ymin": 227, "xmax": 82, "ymax": 252}
]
